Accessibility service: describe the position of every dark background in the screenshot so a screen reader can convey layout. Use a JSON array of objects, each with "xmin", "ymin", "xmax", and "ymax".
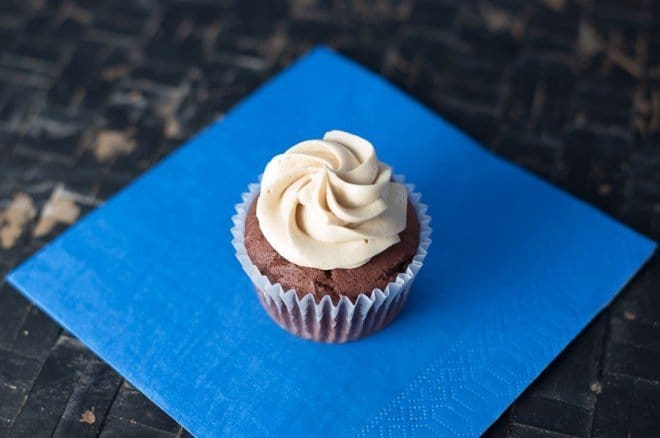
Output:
[{"xmin": 1, "ymin": 0, "xmax": 659, "ymax": 436}]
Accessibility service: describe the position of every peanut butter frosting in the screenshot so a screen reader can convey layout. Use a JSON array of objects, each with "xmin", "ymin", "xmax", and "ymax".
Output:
[{"xmin": 256, "ymin": 130, "xmax": 408, "ymax": 269}]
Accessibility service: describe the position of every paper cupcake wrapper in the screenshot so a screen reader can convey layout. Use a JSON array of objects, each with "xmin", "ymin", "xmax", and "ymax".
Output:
[{"xmin": 231, "ymin": 175, "xmax": 432, "ymax": 343}]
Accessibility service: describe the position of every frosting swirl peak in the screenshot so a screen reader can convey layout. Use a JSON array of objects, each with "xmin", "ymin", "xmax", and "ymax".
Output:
[{"xmin": 256, "ymin": 130, "xmax": 407, "ymax": 269}]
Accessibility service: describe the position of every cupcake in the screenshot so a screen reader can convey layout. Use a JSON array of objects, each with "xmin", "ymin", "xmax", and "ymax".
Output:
[{"xmin": 232, "ymin": 130, "xmax": 431, "ymax": 342}]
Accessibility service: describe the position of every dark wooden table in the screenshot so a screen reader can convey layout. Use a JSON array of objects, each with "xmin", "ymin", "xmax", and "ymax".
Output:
[{"xmin": 1, "ymin": 0, "xmax": 659, "ymax": 436}]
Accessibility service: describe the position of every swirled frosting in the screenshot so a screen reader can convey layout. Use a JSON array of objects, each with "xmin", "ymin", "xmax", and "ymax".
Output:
[{"xmin": 256, "ymin": 130, "xmax": 408, "ymax": 269}]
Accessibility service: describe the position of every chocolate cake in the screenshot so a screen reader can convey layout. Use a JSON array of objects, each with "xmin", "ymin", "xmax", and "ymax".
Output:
[{"xmin": 244, "ymin": 196, "xmax": 420, "ymax": 303}]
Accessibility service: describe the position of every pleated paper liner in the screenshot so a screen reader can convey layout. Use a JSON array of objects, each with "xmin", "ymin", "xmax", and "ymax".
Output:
[{"xmin": 231, "ymin": 175, "xmax": 432, "ymax": 343}]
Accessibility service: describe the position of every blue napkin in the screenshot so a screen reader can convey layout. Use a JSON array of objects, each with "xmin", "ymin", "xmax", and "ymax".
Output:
[{"xmin": 8, "ymin": 47, "xmax": 655, "ymax": 437}]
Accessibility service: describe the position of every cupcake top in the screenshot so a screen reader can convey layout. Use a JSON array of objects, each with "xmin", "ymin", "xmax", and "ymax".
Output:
[{"xmin": 256, "ymin": 130, "xmax": 408, "ymax": 269}]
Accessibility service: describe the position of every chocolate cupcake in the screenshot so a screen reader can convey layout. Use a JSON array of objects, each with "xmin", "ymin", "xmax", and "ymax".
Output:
[{"xmin": 232, "ymin": 130, "xmax": 431, "ymax": 342}]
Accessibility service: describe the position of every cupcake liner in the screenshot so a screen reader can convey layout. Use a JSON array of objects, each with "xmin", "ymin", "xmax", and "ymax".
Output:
[{"xmin": 231, "ymin": 175, "xmax": 432, "ymax": 343}]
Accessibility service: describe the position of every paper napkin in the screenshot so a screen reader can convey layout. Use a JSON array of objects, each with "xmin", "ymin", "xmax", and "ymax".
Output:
[{"xmin": 8, "ymin": 47, "xmax": 655, "ymax": 437}]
